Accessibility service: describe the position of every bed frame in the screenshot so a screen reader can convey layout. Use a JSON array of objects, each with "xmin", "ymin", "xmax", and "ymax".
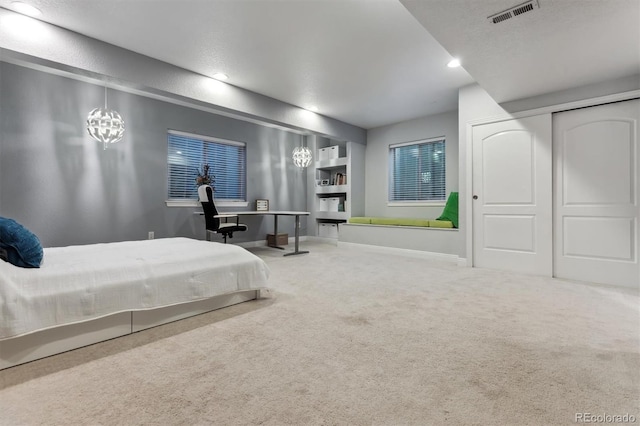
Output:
[{"xmin": 0, "ymin": 289, "xmax": 260, "ymax": 370}]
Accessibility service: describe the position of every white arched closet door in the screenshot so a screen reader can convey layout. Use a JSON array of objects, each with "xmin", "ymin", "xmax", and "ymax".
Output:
[
  {"xmin": 553, "ymin": 99, "xmax": 640, "ymax": 288},
  {"xmin": 472, "ymin": 114, "xmax": 553, "ymax": 276}
]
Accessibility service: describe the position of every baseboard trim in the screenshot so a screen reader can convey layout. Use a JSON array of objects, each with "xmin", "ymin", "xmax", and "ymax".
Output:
[{"xmin": 338, "ymin": 241, "xmax": 459, "ymax": 263}]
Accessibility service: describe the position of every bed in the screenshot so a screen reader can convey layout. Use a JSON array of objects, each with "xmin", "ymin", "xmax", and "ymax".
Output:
[{"xmin": 0, "ymin": 237, "xmax": 270, "ymax": 370}]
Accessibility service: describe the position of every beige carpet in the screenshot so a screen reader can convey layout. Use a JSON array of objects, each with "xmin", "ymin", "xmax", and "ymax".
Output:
[{"xmin": 0, "ymin": 242, "xmax": 638, "ymax": 425}]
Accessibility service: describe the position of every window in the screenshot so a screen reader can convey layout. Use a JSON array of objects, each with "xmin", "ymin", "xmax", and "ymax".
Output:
[
  {"xmin": 167, "ymin": 130, "xmax": 246, "ymax": 203},
  {"xmin": 389, "ymin": 138, "xmax": 446, "ymax": 202}
]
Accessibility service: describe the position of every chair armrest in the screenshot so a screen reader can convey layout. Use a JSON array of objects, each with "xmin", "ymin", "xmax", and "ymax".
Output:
[{"xmin": 214, "ymin": 214, "xmax": 240, "ymax": 225}]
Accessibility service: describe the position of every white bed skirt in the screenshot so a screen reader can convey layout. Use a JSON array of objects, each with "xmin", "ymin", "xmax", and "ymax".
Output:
[{"xmin": 0, "ymin": 290, "xmax": 260, "ymax": 370}]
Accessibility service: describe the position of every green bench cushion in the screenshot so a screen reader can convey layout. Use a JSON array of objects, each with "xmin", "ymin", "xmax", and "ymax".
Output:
[
  {"xmin": 369, "ymin": 217, "xmax": 431, "ymax": 227},
  {"xmin": 348, "ymin": 217, "xmax": 372, "ymax": 224},
  {"xmin": 348, "ymin": 217, "xmax": 454, "ymax": 228},
  {"xmin": 428, "ymin": 220, "xmax": 454, "ymax": 228}
]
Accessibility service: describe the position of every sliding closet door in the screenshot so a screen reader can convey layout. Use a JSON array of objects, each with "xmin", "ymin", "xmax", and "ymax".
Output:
[
  {"xmin": 553, "ymin": 99, "xmax": 640, "ymax": 288},
  {"xmin": 472, "ymin": 114, "xmax": 553, "ymax": 275}
]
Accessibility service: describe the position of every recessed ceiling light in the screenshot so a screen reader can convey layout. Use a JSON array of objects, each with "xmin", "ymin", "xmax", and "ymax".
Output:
[
  {"xmin": 447, "ymin": 58, "xmax": 461, "ymax": 68},
  {"xmin": 307, "ymin": 106, "xmax": 319, "ymax": 112},
  {"xmin": 10, "ymin": 1, "xmax": 42, "ymax": 17},
  {"xmin": 212, "ymin": 73, "xmax": 228, "ymax": 81}
]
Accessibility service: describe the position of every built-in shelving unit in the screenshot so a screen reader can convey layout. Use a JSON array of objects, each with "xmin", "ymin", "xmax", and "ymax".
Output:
[{"xmin": 305, "ymin": 136, "xmax": 365, "ymax": 240}]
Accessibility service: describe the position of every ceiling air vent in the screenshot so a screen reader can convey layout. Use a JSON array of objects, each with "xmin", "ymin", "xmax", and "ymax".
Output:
[{"xmin": 488, "ymin": 0, "xmax": 539, "ymax": 24}]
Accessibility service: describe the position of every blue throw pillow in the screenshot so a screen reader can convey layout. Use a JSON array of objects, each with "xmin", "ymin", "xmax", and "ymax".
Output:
[{"xmin": 0, "ymin": 217, "xmax": 43, "ymax": 268}]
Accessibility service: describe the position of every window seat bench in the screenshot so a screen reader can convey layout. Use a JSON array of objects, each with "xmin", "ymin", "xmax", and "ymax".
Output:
[
  {"xmin": 347, "ymin": 217, "xmax": 454, "ymax": 228},
  {"xmin": 338, "ymin": 218, "xmax": 460, "ymax": 259}
]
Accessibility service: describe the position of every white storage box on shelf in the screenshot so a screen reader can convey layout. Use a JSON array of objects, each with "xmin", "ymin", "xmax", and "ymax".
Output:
[
  {"xmin": 318, "ymin": 145, "xmax": 344, "ymax": 162},
  {"xmin": 318, "ymin": 222, "xmax": 339, "ymax": 238},
  {"xmin": 326, "ymin": 145, "xmax": 340, "ymax": 160},
  {"xmin": 327, "ymin": 197, "xmax": 344, "ymax": 212},
  {"xmin": 318, "ymin": 198, "xmax": 329, "ymax": 212},
  {"xmin": 318, "ymin": 147, "xmax": 329, "ymax": 161}
]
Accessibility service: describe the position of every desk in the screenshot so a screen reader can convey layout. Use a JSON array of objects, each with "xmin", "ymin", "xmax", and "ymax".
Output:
[{"xmin": 217, "ymin": 211, "xmax": 310, "ymax": 256}]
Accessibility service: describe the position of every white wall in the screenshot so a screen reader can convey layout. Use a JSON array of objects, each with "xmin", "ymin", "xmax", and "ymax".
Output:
[
  {"xmin": 457, "ymin": 84, "xmax": 509, "ymax": 263},
  {"xmin": 365, "ymin": 110, "xmax": 458, "ymax": 218},
  {"xmin": 500, "ymin": 74, "xmax": 640, "ymax": 114}
]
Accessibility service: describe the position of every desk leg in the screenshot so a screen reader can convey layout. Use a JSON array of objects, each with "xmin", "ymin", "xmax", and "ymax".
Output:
[
  {"xmin": 268, "ymin": 214, "xmax": 285, "ymax": 250},
  {"xmin": 284, "ymin": 214, "xmax": 309, "ymax": 256}
]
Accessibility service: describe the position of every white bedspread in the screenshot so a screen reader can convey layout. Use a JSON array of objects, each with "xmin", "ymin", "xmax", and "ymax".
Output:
[{"xmin": 0, "ymin": 238, "xmax": 270, "ymax": 340}]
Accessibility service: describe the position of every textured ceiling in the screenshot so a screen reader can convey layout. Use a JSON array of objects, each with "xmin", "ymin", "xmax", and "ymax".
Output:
[
  {"xmin": 401, "ymin": 0, "xmax": 640, "ymax": 103},
  {"xmin": 1, "ymin": 0, "xmax": 636, "ymax": 130},
  {"xmin": 0, "ymin": 0, "xmax": 474, "ymax": 129}
]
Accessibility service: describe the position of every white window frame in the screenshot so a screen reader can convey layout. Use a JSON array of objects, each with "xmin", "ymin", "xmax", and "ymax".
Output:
[
  {"xmin": 388, "ymin": 136, "xmax": 446, "ymax": 207},
  {"xmin": 166, "ymin": 130, "xmax": 248, "ymax": 208}
]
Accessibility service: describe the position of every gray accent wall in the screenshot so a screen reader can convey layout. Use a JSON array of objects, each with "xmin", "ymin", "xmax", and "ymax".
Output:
[{"xmin": 0, "ymin": 61, "xmax": 308, "ymax": 247}]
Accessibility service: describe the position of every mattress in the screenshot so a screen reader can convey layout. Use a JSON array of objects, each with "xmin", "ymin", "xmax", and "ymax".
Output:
[{"xmin": 0, "ymin": 237, "xmax": 270, "ymax": 340}]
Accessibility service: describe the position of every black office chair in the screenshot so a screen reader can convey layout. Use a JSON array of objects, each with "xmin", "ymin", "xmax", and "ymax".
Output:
[{"xmin": 198, "ymin": 185, "xmax": 247, "ymax": 243}]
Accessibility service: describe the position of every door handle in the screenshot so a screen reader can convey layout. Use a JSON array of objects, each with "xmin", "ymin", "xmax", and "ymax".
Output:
[{"xmin": 473, "ymin": 195, "xmax": 478, "ymax": 200}]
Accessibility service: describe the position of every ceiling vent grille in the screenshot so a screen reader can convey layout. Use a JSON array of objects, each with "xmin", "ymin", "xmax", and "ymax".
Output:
[{"xmin": 488, "ymin": 0, "xmax": 539, "ymax": 24}]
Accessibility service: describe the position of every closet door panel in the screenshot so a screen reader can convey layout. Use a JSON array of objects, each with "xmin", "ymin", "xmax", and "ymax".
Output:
[
  {"xmin": 472, "ymin": 114, "xmax": 552, "ymax": 276},
  {"xmin": 553, "ymin": 99, "xmax": 639, "ymax": 288}
]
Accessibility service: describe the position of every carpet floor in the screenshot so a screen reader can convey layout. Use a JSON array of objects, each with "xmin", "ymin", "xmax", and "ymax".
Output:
[{"xmin": 0, "ymin": 242, "xmax": 638, "ymax": 425}]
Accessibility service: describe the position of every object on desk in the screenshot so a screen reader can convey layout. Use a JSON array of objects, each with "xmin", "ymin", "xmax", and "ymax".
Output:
[
  {"xmin": 267, "ymin": 233, "xmax": 288, "ymax": 246},
  {"xmin": 256, "ymin": 199, "xmax": 269, "ymax": 211}
]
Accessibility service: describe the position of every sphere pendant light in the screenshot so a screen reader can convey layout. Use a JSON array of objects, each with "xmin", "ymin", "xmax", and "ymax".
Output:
[
  {"xmin": 292, "ymin": 146, "xmax": 313, "ymax": 168},
  {"xmin": 87, "ymin": 86, "xmax": 125, "ymax": 150}
]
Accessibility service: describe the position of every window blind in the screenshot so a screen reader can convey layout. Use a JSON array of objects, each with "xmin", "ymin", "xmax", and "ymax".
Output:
[
  {"xmin": 389, "ymin": 139, "xmax": 446, "ymax": 202},
  {"xmin": 167, "ymin": 131, "xmax": 246, "ymax": 201}
]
